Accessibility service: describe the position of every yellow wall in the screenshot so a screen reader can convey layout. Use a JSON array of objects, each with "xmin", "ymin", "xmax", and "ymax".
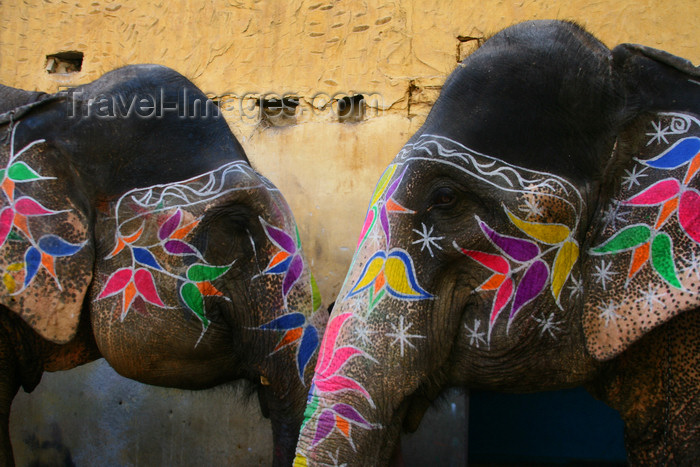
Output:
[{"xmin": 2, "ymin": 0, "xmax": 698, "ymax": 302}]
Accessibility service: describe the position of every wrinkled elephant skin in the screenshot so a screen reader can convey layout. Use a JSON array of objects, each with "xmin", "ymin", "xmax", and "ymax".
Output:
[
  {"xmin": 0, "ymin": 65, "xmax": 325, "ymax": 466},
  {"xmin": 295, "ymin": 20, "xmax": 700, "ymax": 465}
]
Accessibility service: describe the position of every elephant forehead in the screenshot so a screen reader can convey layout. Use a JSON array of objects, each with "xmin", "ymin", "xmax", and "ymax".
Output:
[{"xmin": 394, "ymin": 134, "xmax": 585, "ymax": 222}]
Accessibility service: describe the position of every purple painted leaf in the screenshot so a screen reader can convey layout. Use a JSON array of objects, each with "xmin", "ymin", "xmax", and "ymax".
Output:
[
  {"xmin": 159, "ymin": 209, "xmax": 182, "ymax": 240},
  {"xmin": 385, "ymin": 168, "xmax": 405, "ymax": 200},
  {"xmin": 333, "ymin": 403, "xmax": 372, "ymax": 427},
  {"xmin": 479, "ymin": 220, "xmax": 539, "ymax": 263},
  {"xmin": 510, "ymin": 260, "xmax": 549, "ymax": 320},
  {"xmin": 312, "ymin": 410, "xmax": 336, "ymax": 447},
  {"xmin": 38, "ymin": 235, "xmax": 84, "ymax": 257},
  {"xmin": 262, "ymin": 220, "xmax": 297, "ymax": 254},
  {"xmin": 23, "ymin": 246, "xmax": 41, "ymax": 288},
  {"xmin": 164, "ymin": 239, "xmax": 199, "ymax": 256},
  {"xmin": 282, "ymin": 254, "xmax": 304, "ymax": 296},
  {"xmin": 380, "ymin": 205, "xmax": 390, "ymax": 242}
]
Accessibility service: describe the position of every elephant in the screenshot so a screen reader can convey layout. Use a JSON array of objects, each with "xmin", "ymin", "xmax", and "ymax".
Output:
[
  {"xmin": 295, "ymin": 20, "xmax": 700, "ymax": 465},
  {"xmin": 0, "ymin": 64, "xmax": 326, "ymax": 466}
]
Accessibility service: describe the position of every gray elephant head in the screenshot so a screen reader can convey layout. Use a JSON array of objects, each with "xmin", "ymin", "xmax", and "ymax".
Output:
[
  {"xmin": 295, "ymin": 20, "xmax": 700, "ymax": 465},
  {"xmin": 0, "ymin": 65, "xmax": 325, "ymax": 466}
]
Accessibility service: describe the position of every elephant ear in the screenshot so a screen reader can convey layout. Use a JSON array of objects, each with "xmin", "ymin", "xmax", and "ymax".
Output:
[
  {"xmin": 583, "ymin": 45, "xmax": 700, "ymax": 360},
  {"xmin": 0, "ymin": 124, "xmax": 93, "ymax": 344}
]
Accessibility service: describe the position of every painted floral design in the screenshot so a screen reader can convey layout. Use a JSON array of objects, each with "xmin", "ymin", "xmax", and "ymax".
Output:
[
  {"xmin": 346, "ymin": 248, "xmax": 432, "ymax": 309},
  {"xmin": 97, "ymin": 207, "xmax": 232, "ymax": 330},
  {"xmin": 260, "ymin": 312, "xmax": 319, "ymax": 380},
  {"xmin": 461, "ymin": 208, "xmax": 578, "ymax": 340},
  {"xmin": 356, "ymin": 165, "xmax": 412, "ymax": 247},
  {"xmin": 262, "ymin": 217, "xmax": 306, "ymax": 298},
  {"xmin": 591, "ymin": 136, "xmax": 700, "ymax": 288},
  {"xmin": 0, "ymin": 129, "xmax": 85, "ymax": 293}
]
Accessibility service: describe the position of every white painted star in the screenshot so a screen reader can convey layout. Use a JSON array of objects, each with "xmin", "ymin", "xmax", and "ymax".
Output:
[
  {"xmin": 622, "ymin": 165, "xmax": 648, "ymax": 190},
  {"xmin": 519, "ymin": 198, "xmax": 543, "ymax": 218},
  {"xmin": 598, "ymin": 300, "xmax": 621, "ymax": 327},
  {"xmin": 353, "ymin": 320, "xmax": 374, "ymax": 346},
  {"xmin": 683, "ymin": 251, "xmax": 700, "ymax": 281},
  {"xmin": 635, "ymin": 283, "xmax": 666, "ymax": 312},
  {"xmin": 412, "ymin": 223, "xmax": 444, "ymax": 257},
  {"xmin": 592, "ymin": 259, "xmax": 617, "ymax": 291},
  {"xmin": 464, "ymin": 319, "xmax": 487, "ymax": 348},
  {"xmin": 601, "ymin": 203, "xmax": 629, "ymax": 230},
  {"xmin": 386, "ymin": 316, "xmax": 425, "ymax": 357},
  {"xmin": 646, "ymin": 120, "xmax": 671, "ymax": 146},
  {"xmin": 567, "ymin": 275, "xmax": 584, "ymax": 299},
  {"xmin": 532, "ymin": 313, "xmax": 563, "ymax": 339}
]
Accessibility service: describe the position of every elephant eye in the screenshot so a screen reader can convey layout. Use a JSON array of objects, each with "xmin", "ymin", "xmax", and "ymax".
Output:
[{"xmin": 429, "ymin": 186, "xmax": 456, "ymax": 210}]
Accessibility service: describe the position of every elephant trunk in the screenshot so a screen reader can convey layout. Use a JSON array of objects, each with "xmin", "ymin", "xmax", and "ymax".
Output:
[{"xmin": 259, "ymin": 382, "xmax": 307, "ymax": 467}]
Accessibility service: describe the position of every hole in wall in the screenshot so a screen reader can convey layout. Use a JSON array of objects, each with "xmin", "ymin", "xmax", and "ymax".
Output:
[
  {"xmin": 257, "ymin": 97, "xmax": 299, "ymax": 127},
  {"xmin": 45, "ymin": 51, "xmax": 84, "ymax": 74},
  {"xmin": 337, "ymin": 94, "xmax": 364, "ymax": 123}
]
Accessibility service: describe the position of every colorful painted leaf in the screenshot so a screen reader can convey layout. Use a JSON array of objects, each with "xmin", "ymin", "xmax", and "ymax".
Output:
[
  {"xmin": 462, "ymin": 249, "xmax": 510, "ymax": 274},
  {"xmin": 317, "ymin": 312, "xmax": 352, "ymax": 373},
  {"xmin": 384, "ymin": 250, "xmax": 432, "ymax": 300},
  {"xmin": 98, "ymin": 268, "xmax": 133, "ymax": 299},
  {"xmin": 14, "ymin": 197, "xmax": 58, "ymax": 216},
  {"xmin": 357, "ymin": 208, "xmax": 376, "ymax": 247},
  {"xmin": 266, "ymin": 251, "xmax": 292, "ymax": 273},
  {"xmin": 164, "ymin": 239, "xmax": 199, "ymax": 256},
  {"xmin": 479, "ymin": 219, "xmax": 539, "ymax": 263},
  {"xmin": 490, "ymin": 277, "xmax": 513, "ymax": 325},
  {"xmin": 644, "ymin": 136, "xmax": 700, "ymax": 169},
  {"xmin": 312, "ymin": 410, "xmax": 336, "ymax": 447},
  {"xmin": 551, "ymin": 240, "xmax": 579, "ymax": 302},
  {"xmin": 333, "ymin": 403, "xmax": 372, "ymax": 427},
  {"xmin": 506, "ymin": 209, "xmax": 571, "ymax": 245},
  {"xmin": 282, "ymin": 254, "xmax": 304, "ymax": 296},
  {"xmin": 260, "ymin": 312, "xmax": 306, "ymax": 330},
  {"xmin": 133, "ymin": 268, "xmax": 165, "ymax": 307},
  {"xmin": 510, "ymin": 260, "xmax": 549, "ymax": 320},
  {"xmin": 311, "ymin": 272, "xmax": 322, "ymax": 311},
  {"xmin": 297, "ymin": 326, "xmax": 319, "ymax": 379},
  {"xmin": 379, "ymin": 204, "xmax": 390, "ymax": 241},
  {"xmin": 181, "ymin": 282, "xmax": 208, "ymax": 327},
  {"xmin": 625, "ymin": 178, "xmax": 680, "ymax": 206},
  {"xmin": 261, "ymin": 218, "xmax": 297, "ymax": 254},
  {"xmin": 7, "ymin": 162, "xmax": 42, "ymax": 182},
  {"xmin": 23, "ymin": 246, "xmax": 41, "ymax": 288},
  {"xmin": 315, "ymin": 374, "xmax": 370, "ymax": 399},
  {"xmin": 591, "ymin": 224, "xmax": 651, "ymax": 254},
  {"xmin": 320, "ymin": 346, "xmax": 363, "ymax": 379},
  {"xmin": 37, "ymin": 234, "xmax": 84, "ymax": 257},
  {"xmin": 651, "ymin": 233, "xmax": 681, "ymax": 288},
  {"xmin": 347, "ymin": 252, "xmax": 385, "ymax": 297},
  {"xmin": 369, "ymin": 165, "xmax": 398, "ymax": 207},
  {"xmin": 186, "ymin": 263, "xmax": 230, "ymax": 282},
  {"xmin": 158, "ymin": 209, "xmax": 182, "ymax": 240},
  {"xmin": 2, "ymin": 273, "xmax": 15, "ymax": 293},
  {"xmin": 0, "ymin": 207, "xmax": 15, "ymax": 247},
  {"xmin": 679, "ymin": 189, "xmax": 700, "ymax": 243},
  {"xmin": 133, "ymin": 247, "xmax": 163, "ymax": 270}
]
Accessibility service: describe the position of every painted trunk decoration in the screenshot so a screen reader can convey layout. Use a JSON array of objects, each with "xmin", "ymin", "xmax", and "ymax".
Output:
[{"xmin": 295, "ymin": 134, "xmax": 587, "ymax": 464}]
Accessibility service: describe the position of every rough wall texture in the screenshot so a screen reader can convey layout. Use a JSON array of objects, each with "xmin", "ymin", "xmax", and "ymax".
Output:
[{"xmin": 1, "ymin": 0, "xmax": 698, "ymax": 465}]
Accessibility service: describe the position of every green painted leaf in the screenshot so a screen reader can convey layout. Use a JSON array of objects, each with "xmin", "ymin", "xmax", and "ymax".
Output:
[
  {"xmin": 180, "ymin": 282, "xmax": 209, "ymax": 327},
  {"xmin": 310, "ymin": 272, "xmax": 322, "ymax": 311},
  {"xmin": 0, "ymin": 169, "xmax": 5, "ymax": 180},
  {"xmin": 592, "ymin": 225, "xmax": 651, "ymax": 254},
  {"xmin": 651, "ymin": 233, "xmax": 681, "ymax": 288},
  {"xmin": 8, "ymin": 162, "xmax": 41, "ymax": 182},
  {"xmin": 7, "ymin": 230, "xmax": 23, "ymax": 242},
  {"xmin": 186, "ymin": 264, "xmax": 230, "ymax": 282}
]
